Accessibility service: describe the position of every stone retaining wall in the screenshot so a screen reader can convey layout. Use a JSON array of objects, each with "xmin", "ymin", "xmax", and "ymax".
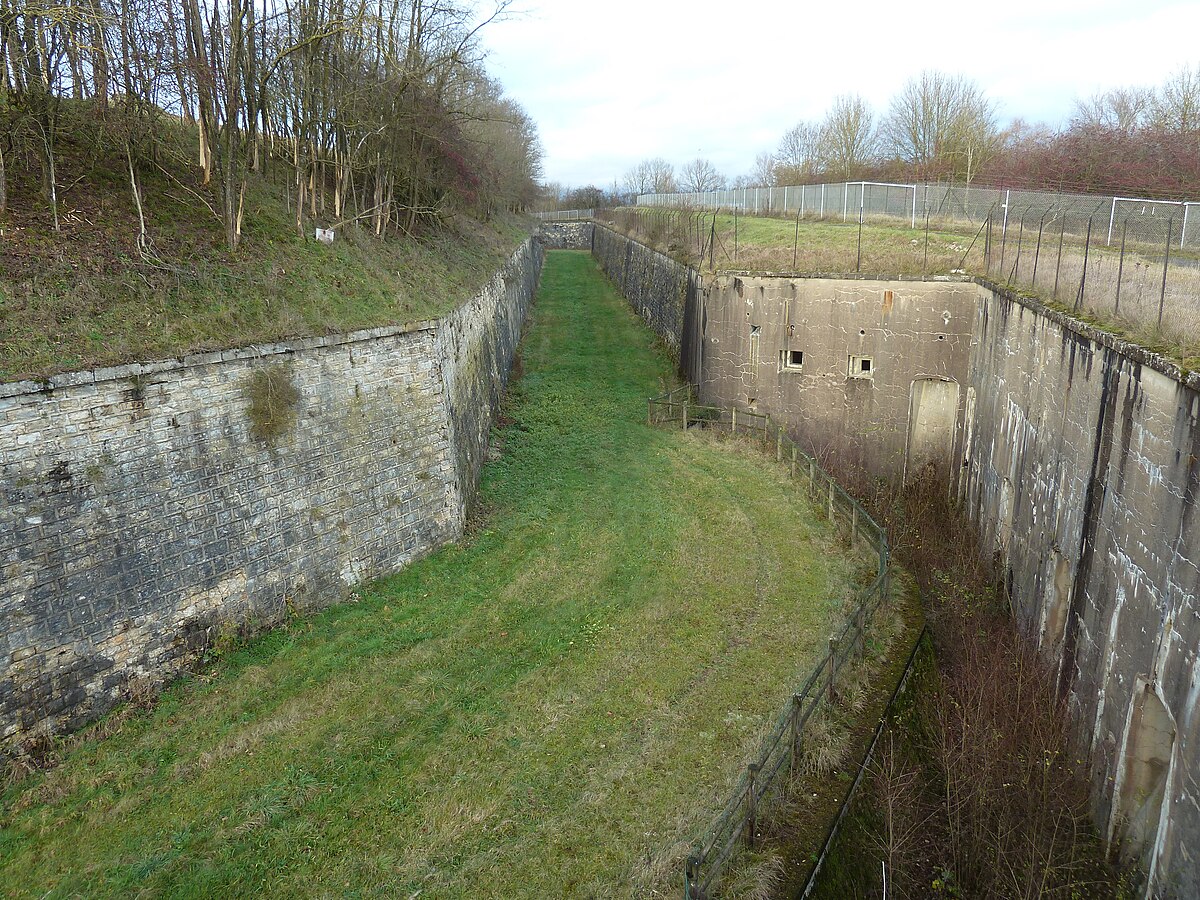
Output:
[{"xmin": 0, "ymin": 238, "xmax": 542, "ymax": 751}]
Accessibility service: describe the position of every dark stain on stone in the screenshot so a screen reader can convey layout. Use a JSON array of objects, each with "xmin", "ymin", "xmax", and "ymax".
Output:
[
  {"xmin": 1060, "ymin": 348, "xmax": 1122, "ymax": 700},
  {"xmin": 1115, "ymin": 366, "xmax": 1141, "ymax": 495},
  {"xmin": 46, "ymin": 461, "xmax": 73, "ymax": 489}
]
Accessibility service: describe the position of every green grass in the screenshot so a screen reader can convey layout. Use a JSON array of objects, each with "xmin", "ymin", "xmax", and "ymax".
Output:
[
  {"xmin": 0, "ymin": 104, "xmax": 531, "ymax": 381},
  {"xmin": 622, "ymin": 209, "xmax": 976, "ymax": 276},
  {"xmin": 0, "ymin": 250, "xmax": 869, "ymax": 897}
]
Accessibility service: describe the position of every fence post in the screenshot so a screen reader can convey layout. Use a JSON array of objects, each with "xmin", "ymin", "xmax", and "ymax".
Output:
[
  {"xmin": 1074, "ymin": 216, "xmax": 1094, "ymax": 312},
  {"xmin": 746, "ymin": 763, "xmax": 760, "ymax": 848},
  {"xmin": 1032, "ymin": 208, "xmax": 1050, "ymax": 287},
  {"xmin": 1053, "ymin": 215, "xmax": 1066, "ymax": 299},
  {"xmin": 827, "ymin": 478, "xmax": 835, "ymax": 521},
  {"xmin": 731, "ymin": 407, "xmax": 737, "ymax": 434},
  {"xmin": 1116, "ymin": 218, "xmax": 1129, "ymax": 315},
  {"xmin": 682, "ymin": 397, "xmax": 689, "ymax": 431},
  {"xmin": 793, "ymin": 207, "xmax": 800, "ymax": 269},
  {"xmin": 790, "ymin": 693, "xmax": 803, "ymax": 772},
  {"xmin": 685, "ymin": 852, "xmax": 701, "ymax": 899},
  {"xmin": 1107, "ymin": 196, "xmax": 1117, "ymax": 246},
  {"xmin": 790, "ymin": 444, "xmax": 797, "ymax": 478},
  {"xmin": 828, "ymin": 637, "xmax": 838, "ymax": 704},
  {"xmin": 809, "ymin": 459, "xmax": 816, "ymax": 496},
  {"xmin": 1159, "ymin": 219, "xmax": 1174, "ymax": 331},
  {"xmin": 776, "ymin": 427, "xmax": 783, "ymax": 462}
]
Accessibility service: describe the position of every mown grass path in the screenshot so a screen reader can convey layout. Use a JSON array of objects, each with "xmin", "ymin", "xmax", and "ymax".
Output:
[{"xmin": 2, "ymin": 251, "xmax": 862, "ymax": 897}]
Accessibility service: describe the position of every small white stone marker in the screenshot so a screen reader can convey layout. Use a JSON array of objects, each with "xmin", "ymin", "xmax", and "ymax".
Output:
[{"xmin": 315, "ymin": 227, "xmax": 335, "ymax": 245}]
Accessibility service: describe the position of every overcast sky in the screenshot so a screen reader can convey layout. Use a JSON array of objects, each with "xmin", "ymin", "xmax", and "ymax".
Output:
[{"xmin": 478, "ymin": 0, "xmax": 1200, "ymax": 188}]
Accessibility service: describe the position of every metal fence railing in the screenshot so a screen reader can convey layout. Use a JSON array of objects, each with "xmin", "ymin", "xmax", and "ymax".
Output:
[
  {"xmin": 533, "ymin": 209, "xmax": 595, "ymax": 221},
  {"xmin": 648, "ymin": 386, "xmax": 893, "ymax": 898},
  {"xmin": 637, "ymin": 182, "xmax": 1200, "ymax": 251}
]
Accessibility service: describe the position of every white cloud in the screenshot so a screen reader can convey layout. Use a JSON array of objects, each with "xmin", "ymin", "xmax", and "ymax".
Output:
[{"xmin": 479, "ymin": 0, "xmax": 1200, "ymax": 186}]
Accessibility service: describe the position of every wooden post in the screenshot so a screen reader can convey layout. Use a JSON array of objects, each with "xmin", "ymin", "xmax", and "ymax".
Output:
[
  {"xmin": 746, "ymin": 763, "xmax": 760, "ymax": 847},
  {"xmin": 731, "ymin": 408, "xmax": 737, "ymax": 434},
  {"xmin": 790, "ymin": 445, "xmax": 797, "ymax": 478},
  {"xmin": 809, "ymin": 460, "xmax": 815, "ymax": 496},
  {"xmin": 827, "ymin": 479, "xmax": 835, "ymax": 521},
  {"xmin": 790, "ymin": 693, "xmax": 803, "ymax": 773},
  {"xmin": 776, "ymin": 428, "xmax": 783, "ymax": 462},
  {"xmin": 828, "ymin": 637, "xmax": 838, "ymax": 704},
  {"xmin": 685, "ymin": 852, "xmax": 701, "ymax": 899},
  {"xmin": 682, "ymin": 398, "xmax": 688, "ymax": 431}
]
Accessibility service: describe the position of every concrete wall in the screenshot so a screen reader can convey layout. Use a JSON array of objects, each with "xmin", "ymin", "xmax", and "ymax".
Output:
[
  {"xmin": 0, "ymin": 238, "xmax": 542, "ymax": 752},
  {"xmin": 589, "ymin": 227, "xmax": 1200, "ymax": 895},
  {"xmin": 698, "ymin": 273, "xmax": 976, "ymax": 478},
  {"xmin": 963, "ymin": 288, "xmax": 1200, "ymax": 896}
]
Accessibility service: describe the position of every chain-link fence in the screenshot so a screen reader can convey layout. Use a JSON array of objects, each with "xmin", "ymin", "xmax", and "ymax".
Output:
[
  {"xmin": 533, "ymin": 208, "xmax": 594, "ymax": 220},
  {"xmin": 638, "ymin": 183, "xmax": 1200, "ymax": 252},
  {"xmin": 648, "ymin": 386, "xmax": 894, "ymax": 898}
]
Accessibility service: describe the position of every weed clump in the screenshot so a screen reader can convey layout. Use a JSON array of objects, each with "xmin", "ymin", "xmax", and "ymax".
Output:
[{"xmin": 243, "ymin": 364, "xmax": 301, "ymax": 445}]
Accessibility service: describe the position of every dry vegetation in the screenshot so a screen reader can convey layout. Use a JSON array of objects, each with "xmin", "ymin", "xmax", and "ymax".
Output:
[{"xmin": 810, "ymin": 469, "xmax": 1131, "ymax": 899}]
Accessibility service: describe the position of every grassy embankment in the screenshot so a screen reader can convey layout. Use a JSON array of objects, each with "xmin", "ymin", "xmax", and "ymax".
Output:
[
  {"xmin": 1, "ymin": 251, "xmax": 873, "ymax": 897},
  {"xmin": 0, "ymin": 106, "xmax": 530, "ymax": 382}
]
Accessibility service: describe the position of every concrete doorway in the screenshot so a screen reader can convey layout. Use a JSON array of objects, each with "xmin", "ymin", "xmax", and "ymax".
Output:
[{"xmin": 905, "ymin": 377, "xmax": 960, "ymax": 483}]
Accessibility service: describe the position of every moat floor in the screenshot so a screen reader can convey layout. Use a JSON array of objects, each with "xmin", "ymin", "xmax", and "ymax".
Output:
[{"xmin": 2, "ymin": 251, "xmax": 866, "ymax": 897}]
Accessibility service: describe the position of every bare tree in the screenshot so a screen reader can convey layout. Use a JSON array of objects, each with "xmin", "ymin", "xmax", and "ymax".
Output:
[
  {"xmin": 1151, "ymin": 65, "xmax": 1200, "ymax": 133},
  {"xmin": 818, "ymin": 94, "xmax": 877, "ymax": 181},
  {"xmin": 881, "ymin": 71, "xmax": 998, "ymax": 182},
  {"xmin": 622, "ymin": 157, "xmax": 676, "ymax": 196},
  {"xmin": 1071, "ymin": 86, "xmax": 1153, "ymax": 134},
  {"xmin": 774, "ymin": 121, "xmax": 820, "ymax": 184},
  {"xmin": 678, "ymin": 157, "xmax": 725, "ymax": 192},
  {"xmin": 1, "ymin": 0, "xmax": 542, "ymax": 248},
  {"xmin": 749, "ymin": 150, "xmax": 774, "ymax": 187}
]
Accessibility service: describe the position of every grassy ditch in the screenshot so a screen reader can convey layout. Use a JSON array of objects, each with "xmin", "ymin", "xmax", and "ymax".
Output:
[
  {"xmin": 0, "ymin": 104, "xmax": 530, "ymax": 382},
  {"xmin": 1, "ymin": 250, "xmax": 875, "ymax": 897}
]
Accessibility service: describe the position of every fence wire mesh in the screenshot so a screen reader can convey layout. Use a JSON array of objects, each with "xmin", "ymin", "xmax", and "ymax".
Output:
[{"xmin": 637, "ymin": 182, "xmax": 1199, "ymax": 251}]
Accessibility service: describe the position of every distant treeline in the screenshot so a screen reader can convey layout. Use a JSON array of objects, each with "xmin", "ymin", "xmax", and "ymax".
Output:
[
  {"xmin": 0, "ymin": 0, "xmax": 542, "ymax": 249},
  {"xmin": 548, "ymin": 68, "xmax": 1200, "ymax": 209}
]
